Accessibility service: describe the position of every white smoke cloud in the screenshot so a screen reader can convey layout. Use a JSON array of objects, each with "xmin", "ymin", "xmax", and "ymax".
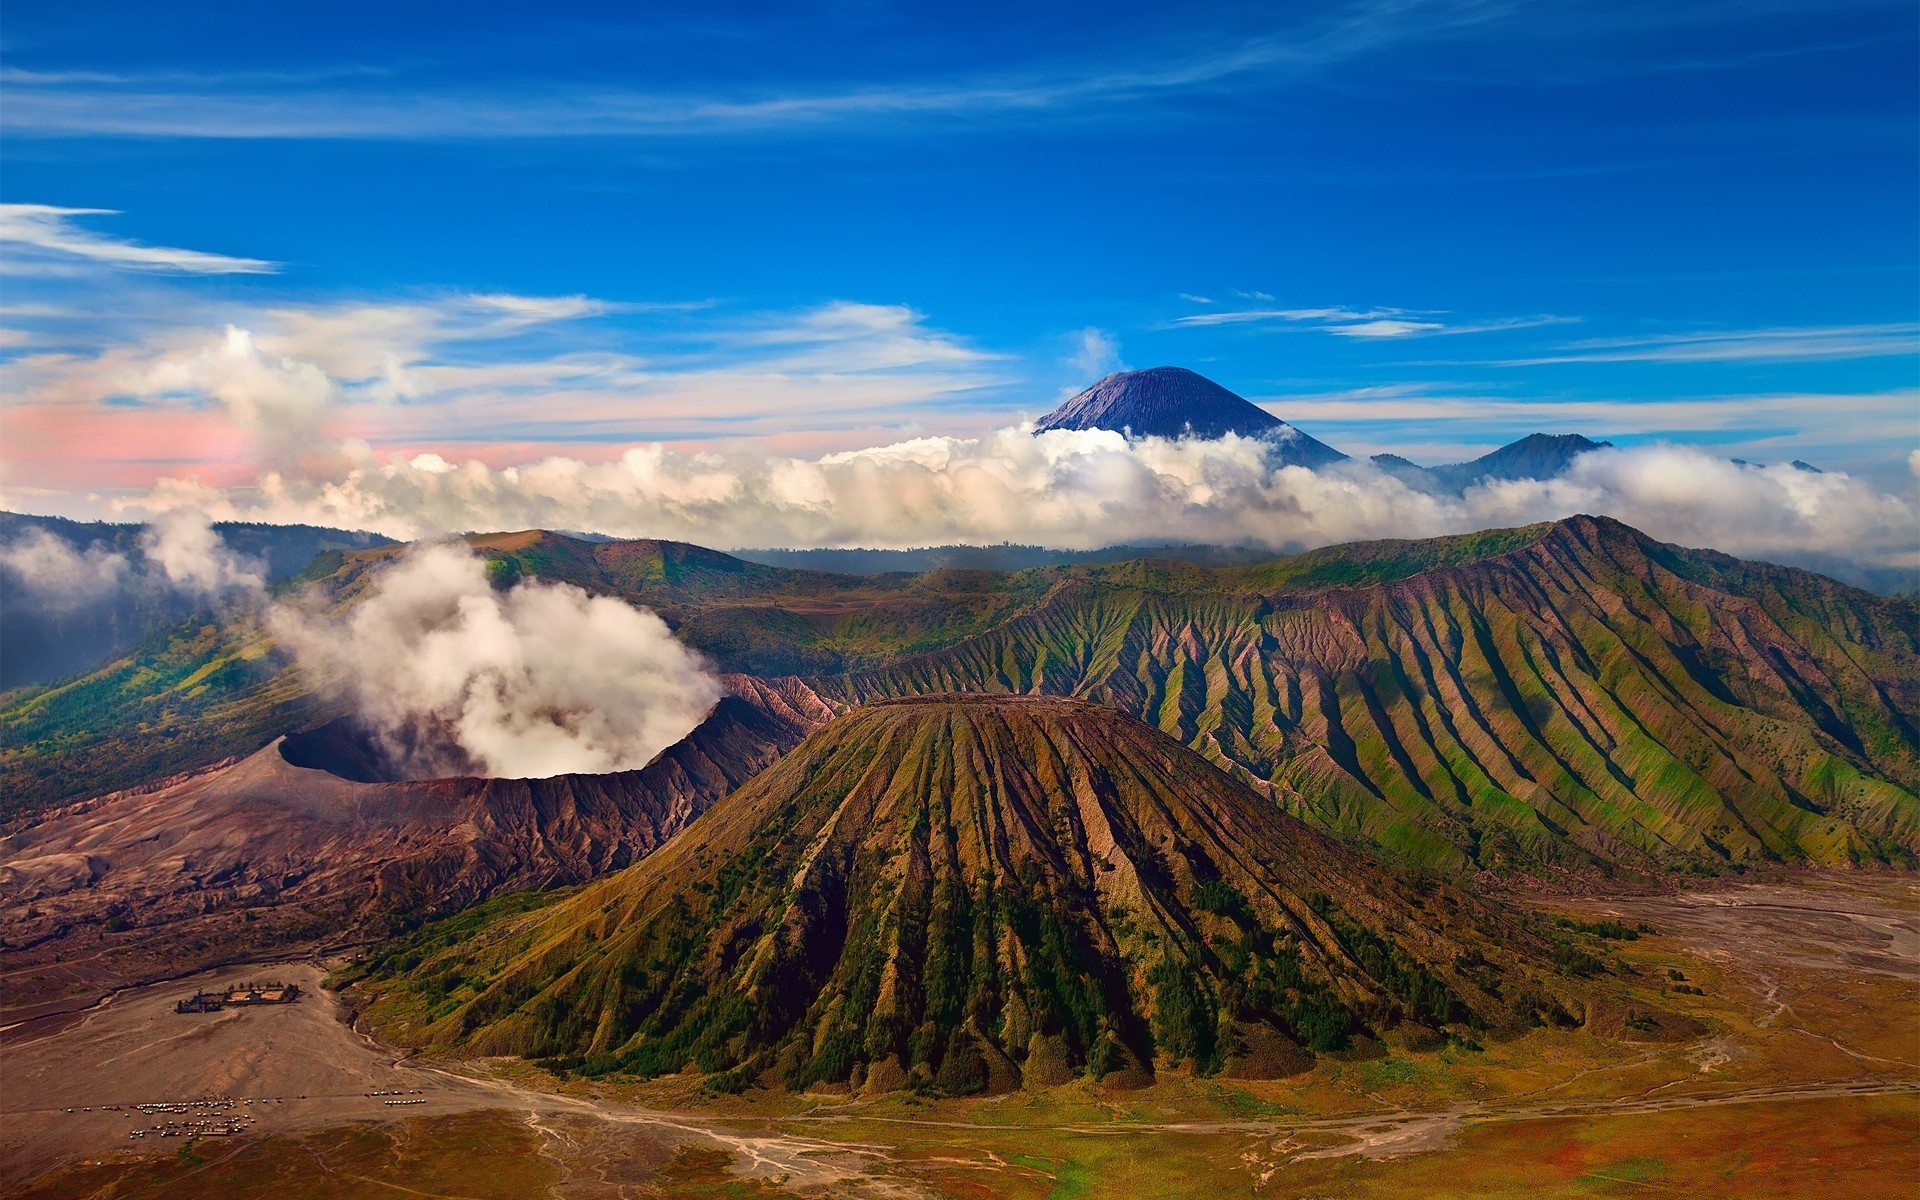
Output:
[
  {"xmin": 115, "ymin": 427, "xmax": 1919, "ymax": 585},
  {"xmin": 0, "ymin": 528, "xmax": 130, "ymax": 600},
  {"xmin": 0, "ymin": 511, "xmax": 264, "ymax": 606},
  {"xmin": 0, "ymin": 511, "xmax": 720, "ymax": 778},
  {"xmin": 268, "ymin": 543, "xmax": 722, "ymax": 779},
  {"xmin": 138, "ymin": 510, "xmax": 267, "ymax": 601}
]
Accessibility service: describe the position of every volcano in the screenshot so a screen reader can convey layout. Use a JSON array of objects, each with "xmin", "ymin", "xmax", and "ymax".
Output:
[
  {"xmin": 0, "ymin": 685, "xmax": 829, "ymax": 1020},
  {"xmin": 349, "ymin": 695, "xmax": 1565, "ymax": 1092},
  {"xmin": 1034, "ymin": 366, "xmax": 1348, "ymax": 467},
  {"xmin": 1372, "ymin": 433, "xmax": 1615, "ymax": 493}
]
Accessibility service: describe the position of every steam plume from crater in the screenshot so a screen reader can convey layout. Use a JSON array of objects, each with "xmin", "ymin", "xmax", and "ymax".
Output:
[{"xmin": 269, "ymin": 543, "xmax": 721, "ymax": 779}]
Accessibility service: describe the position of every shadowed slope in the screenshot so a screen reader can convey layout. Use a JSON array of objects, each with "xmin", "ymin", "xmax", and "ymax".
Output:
[
  {"xmin": 0, "ymin": 513, "xmax": 393, "ymax": 689},
  {"xmin": 349, "ymin": 697, "xmax": 1562, "ymax": 1092},
  {"xmin": 1370, "ymin": 434, "xmax": 1614, "ymax": 493}
]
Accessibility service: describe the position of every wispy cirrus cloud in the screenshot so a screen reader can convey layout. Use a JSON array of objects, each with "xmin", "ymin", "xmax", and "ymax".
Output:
[
  {"xmin": 1173, "ymin": 304, "xmax": 1576, "ymax": 339},
  {"xmin": 1173, "ymin": 305, "xmax": 1397, "ymax": 327},
  {"xmin": 0, "ymin": 2, "xmax": 1520, "ymax": 141},
  {"xmin": 1490, "ymin": 323, "xmax": 1920, "ymax": 365},
  {"xmin": 0, "ymin": 204, "xmax": 278, "ymax": 274}
]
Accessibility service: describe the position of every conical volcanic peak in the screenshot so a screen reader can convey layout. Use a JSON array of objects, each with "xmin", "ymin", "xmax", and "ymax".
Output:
[
  {"xmin": 1035, "ymin": 367, "xmax": 1347, "ymax": 467},
  {"xmin": 351, "ymin": 695, "xmax": 1566, "ymax": 1093},
  {"xmin": 1428, "ymin": 433, "xmax": 1613, "ymax": 491}
]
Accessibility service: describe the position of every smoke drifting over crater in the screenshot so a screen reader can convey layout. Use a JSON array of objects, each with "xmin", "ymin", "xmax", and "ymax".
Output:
[{"xmin": 269, "ymin": 544, "xmax": 721, "ymax": 780}]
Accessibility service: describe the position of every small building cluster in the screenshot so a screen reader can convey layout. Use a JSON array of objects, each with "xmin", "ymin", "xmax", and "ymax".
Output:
[
  {"xmin": 116, "ymin": 1096, "xmax": 262, "ymax": 1140},
  {"xmin": 174, "ymin": 980, "xmax": 301, "ymax": 1013}
]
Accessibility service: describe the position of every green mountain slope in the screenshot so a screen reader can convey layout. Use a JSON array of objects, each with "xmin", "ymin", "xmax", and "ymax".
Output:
[
  {"xmin": 800, "ymin": 516, "xmax": 1920, "ymax": 870},
  {"xmin": 343, "ymin": 696, "xmax": 1567, "ymax": 1091}
]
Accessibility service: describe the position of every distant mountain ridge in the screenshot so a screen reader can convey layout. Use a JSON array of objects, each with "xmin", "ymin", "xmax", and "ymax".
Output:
[
  {"xmin": 735, "ymin": 542, "xmax": 1282, "ymax": 575},
  {"xmin": 1374, "ymin": 433, "xmax": 1615, "ymax": 493},
  {"xmin": 0, "ymin": 513, "xmax": 393, "ymax": 689}
]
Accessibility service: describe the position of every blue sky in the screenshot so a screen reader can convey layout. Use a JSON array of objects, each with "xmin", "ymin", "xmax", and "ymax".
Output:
[{"xmin": 1, "ymin": 0, "xmax": 1916, "ymax": 509}]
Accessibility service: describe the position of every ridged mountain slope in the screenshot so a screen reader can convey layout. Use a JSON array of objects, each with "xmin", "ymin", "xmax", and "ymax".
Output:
[
  {"xmin": 791, "ymin": 517, "xmax": 1920, "ymax": 871},
  {"xmin": 348, "ymin": 697, "xmax": 1560, "ymax": 1091}
]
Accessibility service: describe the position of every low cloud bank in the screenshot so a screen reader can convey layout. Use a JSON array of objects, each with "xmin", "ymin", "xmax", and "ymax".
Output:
[
  {"xmin": 122, "ymin": 427, "xmax": 1918, "ymax": 587},
  {"xmin": 268, "ymin": 544, "xmax": 721, "ymax": 779}
]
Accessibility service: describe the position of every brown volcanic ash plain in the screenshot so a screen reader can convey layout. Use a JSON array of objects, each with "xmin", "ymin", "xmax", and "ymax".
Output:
[
  {"xmin": 0, "ymin": 685, "xmax": 828, "ymax": 1023},
  {"xmin": 0, "ymin": 960, "xmax": 515, "ymax": 1190},
  {"xmin": 8, "ymin": 874, "xmax": 1916, "ymax": 1199}
]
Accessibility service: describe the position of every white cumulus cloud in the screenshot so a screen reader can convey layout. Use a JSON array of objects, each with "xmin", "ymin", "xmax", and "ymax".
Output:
[{"xmin": 113, "ymin": 427, "xmax": 1919, "ymax": 588}]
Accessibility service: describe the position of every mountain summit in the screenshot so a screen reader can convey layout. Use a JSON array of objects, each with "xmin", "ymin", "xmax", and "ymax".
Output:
[
  {"xmin": 1035, "ymin": 367, "xmax": 1347, "ymax": 467},
  {"xmin": 1373, "ymin": 433, "xmax": 1615, "ymax": 493}
]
